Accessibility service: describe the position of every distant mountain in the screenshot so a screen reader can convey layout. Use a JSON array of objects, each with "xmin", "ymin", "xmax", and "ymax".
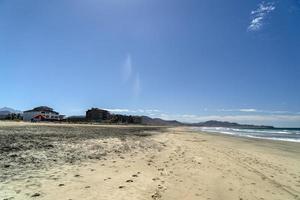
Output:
[
  {"xmin": 141, "ymin": 116, "xmax": 183, "ymax": 126},
  {"xmin": 139, "ymin": 117, "xmax": 273, "ymax": 128},
  {"xmin": 191, "ymin": 120, "xmax": 274, "ymax": 129},
  {"xmin": 0, "ymin": 107, "xmax": 22, "ymax": 114},
  {"xmin": 0, "ymin": 107, "xmax": 21, "ymax": 119}
]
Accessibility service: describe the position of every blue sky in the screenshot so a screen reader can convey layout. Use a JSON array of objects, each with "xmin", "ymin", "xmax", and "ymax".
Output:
[{"xmin": 1, "ymin": 0, "xmax": 300, "ymax": 127}]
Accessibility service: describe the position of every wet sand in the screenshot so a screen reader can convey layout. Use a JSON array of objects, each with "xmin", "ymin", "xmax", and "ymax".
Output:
[{"xmin": 1, "ymin": 123, "xmax": 300, "ymax": 200}]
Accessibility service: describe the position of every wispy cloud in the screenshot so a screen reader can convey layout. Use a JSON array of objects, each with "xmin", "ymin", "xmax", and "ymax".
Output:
[
  {"xmin": 217, "ymin": 108, "xmax": 298, "ymax": 115},
  {"xmin": 217, "ymin": 108, "xmax": 257, "ymax": 112},
  {"xmin": 239, "ymin": 108, "xmax": 257, "ymax": 112},
  {"xmin": 248, "ymin": 1, "xmax": 276, "ymax": 31},
  {"xmin": 122, "ymin": 54, "xmax": 132, "ymax": 82},
  {"xmin": 146, "ymin": 109, "xmax": 160, "ymax": 113},
  {"xmin": 121, "ymin": 54, "xmax": 142, "ymax": 97},
  {"xmin": 105, "ymin": 108, "xmax": 161, "ymax": 114},
  {"xmin": 106, "ymin": 108, "xmax": 130, "ymax": 113},
  {"xmin": 133, "ymin": 73, "xmax": 141, "ymax": 97}
]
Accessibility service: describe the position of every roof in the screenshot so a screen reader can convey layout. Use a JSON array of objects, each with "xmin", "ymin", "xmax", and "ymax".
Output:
[
  {"xmin": 86, "ymin": 108, "xmax": 109, "ymax": 113},
  {"xmin": 24, "ymin": 106, "xmax": 59, "ymax": 114}
]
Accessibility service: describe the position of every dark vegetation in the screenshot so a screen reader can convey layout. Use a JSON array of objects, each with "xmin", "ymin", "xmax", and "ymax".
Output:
[{"xmin": 0, "ymin": 113, "xmax": 22, "ymax": 121}]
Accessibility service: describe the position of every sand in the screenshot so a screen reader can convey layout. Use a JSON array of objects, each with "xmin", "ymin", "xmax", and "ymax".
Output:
[{"xmin": 1, "ymin": 123, "xmax": 300, "ymax": 200}]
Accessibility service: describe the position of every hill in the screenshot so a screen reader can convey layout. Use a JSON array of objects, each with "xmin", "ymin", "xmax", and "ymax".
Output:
[
  {"xmin": 0, "ymin": 107, "xmax": 22, "ymax": 114},
  {"xmin": 141, "ymin": 116, "xmax": 183, "ymax": 126},
  {"xmin": 191, "ymin": 120, "xmax": 274, "ymax": 129}
]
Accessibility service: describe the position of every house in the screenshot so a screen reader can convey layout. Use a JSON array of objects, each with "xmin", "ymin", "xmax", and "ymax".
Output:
[
  {"xmin": 86, "ymin": 108, "xmax": 110, "ymax": 121},
  {"xmin": 0, "ymin": 111, "xmax": 10, "ymax": 120},
  {"xmin": 23, "ymin": 106, "xmax": 63, "ymax": 121}
]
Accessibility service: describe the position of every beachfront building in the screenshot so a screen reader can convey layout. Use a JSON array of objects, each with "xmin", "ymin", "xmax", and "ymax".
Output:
[
  {"xmin": 23, "ymin": 106, "xmax": 63, "ymax": 121},
  {"xmin": 86, "ymin": 108, "xmax": 110, "ymax": 121}
]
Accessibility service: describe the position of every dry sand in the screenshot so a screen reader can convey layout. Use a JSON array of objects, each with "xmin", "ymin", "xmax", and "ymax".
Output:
[{"xmin": 1, "ymin": 123, "xmax": 300, "ymax": 200}]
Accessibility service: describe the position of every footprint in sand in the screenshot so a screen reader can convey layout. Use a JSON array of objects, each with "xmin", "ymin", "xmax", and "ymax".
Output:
[
  {"xmin": 58, "ymin": 183, "xmax": 65, "ymax": 187},
  {"xmin": 31, "ymin": 193, "xmax": 41, "ymax": 198},
  {"xmin": 15, "ymin": 190, "xmax": 21, "ymax": 194},
  {"xmin": 151, "ymin": 191, "xmax": 162, "ymax": 200},
  {"xmin": 126, "ymin": 179, "xmax": 134, "ymax": 183}
]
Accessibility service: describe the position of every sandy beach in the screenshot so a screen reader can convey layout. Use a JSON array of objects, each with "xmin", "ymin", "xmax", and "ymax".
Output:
[{"xmin": 1, "ymin": 123, "xmax": 300, "ymax": 200}]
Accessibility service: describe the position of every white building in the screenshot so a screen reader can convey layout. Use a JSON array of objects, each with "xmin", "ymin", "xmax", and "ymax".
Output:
[{"xmin": 23, "ymin": 106, "xmax": 63, "ymax": 121}]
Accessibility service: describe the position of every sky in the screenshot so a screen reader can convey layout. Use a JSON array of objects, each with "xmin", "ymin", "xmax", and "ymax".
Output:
[{"xmin": 0, "ymin": 0, "xmax": 300, "ymax": 127}]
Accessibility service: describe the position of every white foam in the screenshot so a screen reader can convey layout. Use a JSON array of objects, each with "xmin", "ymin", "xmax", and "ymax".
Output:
[{"xmin": 191, "ymin": 127, "xmax": 300, "ymax": 143}]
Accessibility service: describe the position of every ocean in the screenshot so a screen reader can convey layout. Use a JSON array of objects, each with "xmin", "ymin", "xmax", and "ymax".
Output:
[{"xmin": 192, "ymin": 127, "xmax": 300, "ymax": 143}]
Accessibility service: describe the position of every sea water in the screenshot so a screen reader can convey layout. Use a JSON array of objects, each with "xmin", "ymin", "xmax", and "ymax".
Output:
[{"xmin": 192, "ymin": 127, "xmax": 300, "ymax": 143}]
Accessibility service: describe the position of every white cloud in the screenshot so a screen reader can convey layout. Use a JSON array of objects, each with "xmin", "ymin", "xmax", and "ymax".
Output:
[
  {"xmin": 248, "ymin": 1, "xmax": 276, "ymax": 31},
  {"xmin": 105, "ymin": 108, "xmax": 161, "ymax": 114},
  {"xmin": 181, "ymin": 114, "xmax": 198, "ymax": 118},
  {"xmin": 145, "ymin": 109, "xmax": 160, "ymax": 113},
  {"xmin": 188, "ymin": 115, "xmax": 300, "ymax": 123},
  {"xmin": 217, "ymin": 108, "xmax": 258, "ymax": 112},
  {"xmin": 217, "ymin": 108, "xmax": 299, "ymax": 115},
  {"xmin": 105, "ymin": 108, "xmax": 130, "ymax": 113},
  {"xmin": 239, "ymin": 108, "xmax": 257, "ymax": 112}
]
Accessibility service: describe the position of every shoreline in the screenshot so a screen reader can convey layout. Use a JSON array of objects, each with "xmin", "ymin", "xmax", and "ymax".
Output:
[
  {"xmin": 1, "ymin": 125, "xmax": 300, "ymax": 200},
  {"xmin": 188, "ymin": 126, "xmax": 300, "ymax": 143},
  {"xmin": 188, "ymin": 127, "xmax": 300, "ymax": 145}
]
